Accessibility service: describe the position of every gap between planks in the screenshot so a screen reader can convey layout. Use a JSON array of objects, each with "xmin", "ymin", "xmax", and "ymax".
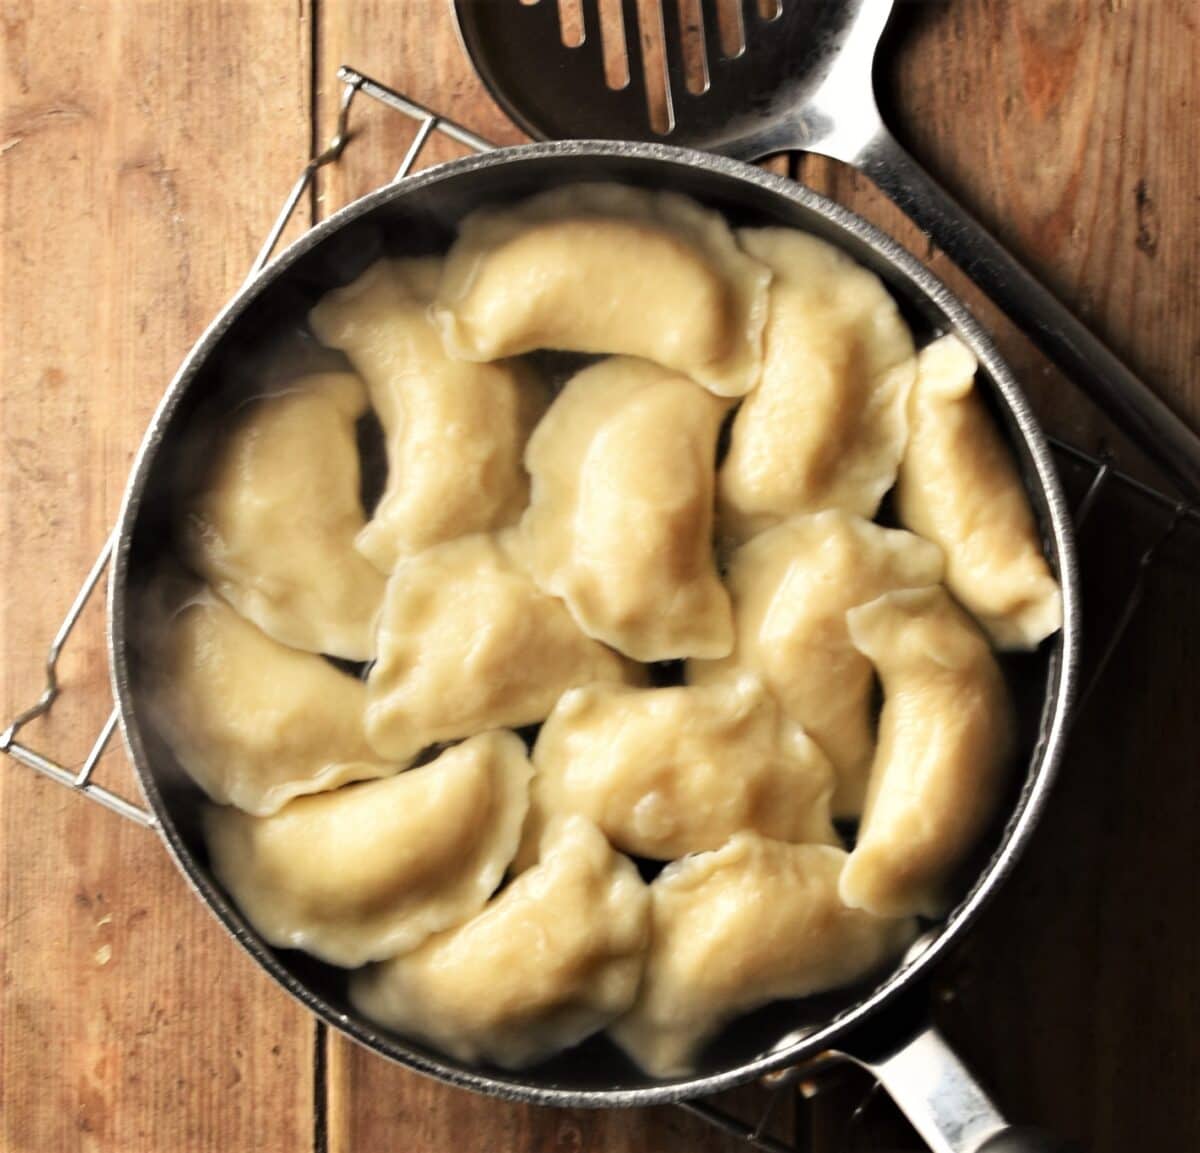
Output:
[
  {"xmin": 314, "ymin": 1021, "xmax": 330, "ymax": 1153},
  {"xmin": 309, "ymin": 3, "xmax": 329, "ymax": 1151}
]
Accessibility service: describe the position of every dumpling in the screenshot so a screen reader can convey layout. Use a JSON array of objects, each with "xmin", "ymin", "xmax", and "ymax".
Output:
[
  {"xmin": 434, "ymin": 183, "xmax": 771, "ymax": 397},
  {"xmin": 350, "ymin": 815, "xmax": 650, "ymax": 1068},
  {"xmin": 308, "ymin": 259, "xmax": 547, "ymax": 573},
  {"xmin": 521, "ymin": 357, "xmax": 733, "ymax": 661},
  {"xmin": 147, "ymin": 587, "xmax": 396, "ymax": 816},
  {"xmin": 687, "ymin": 511, "xmax": 943, "ymax": 816},
  {"xmin": 365, "ymin": 531, "xmax": 641, "ymax": 761},
  {"xmin": 519, "ymin": 677, "xmax": 836, "ymax": 865},
  {"xmin": 204, "ymin": 731, "xmax": 533, "ymax": 968},
  {"xmin": 896, "ymin": 334, "xmax": 1063, "ymax": 649},
  {"xmin": 610, "ymin": 834, "xmax": 915, "ymax": 1077},
  {"xmin": 840, "ymin": 587, "xmax": 1015, "ymax": 919},
  {"xmin": 181, "ymin": 372, "xmax": 386, "ymax": 660},
  {"xmin": 718, "ymin": 230, "xmax": 916, "ymax": 540}
]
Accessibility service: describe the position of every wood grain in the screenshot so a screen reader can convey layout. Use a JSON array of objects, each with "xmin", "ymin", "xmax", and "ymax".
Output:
[
  {"xmin": 2, "ymin": 1, "xmax": 1198, "ymax": 1151},
  {"xmin": 0, "ymin": 3, "xmax": 316, "ymax": 1151},
  {"xmin": 313, "ymin": 7, "xmax": 792, "ymax": 1151},
  {"xmin": 798, "ymin": 5, "xmax": 1200, "ymax": 1148},
  {"xmin": 316, "ymin": 0, "xmax": 525, "ymax": 205},
  {"xmin": 802, "ymin": 0, "xmax": 1200, "ymax": 471}
]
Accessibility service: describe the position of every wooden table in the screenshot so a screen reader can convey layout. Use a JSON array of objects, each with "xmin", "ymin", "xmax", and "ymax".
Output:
[{"xmin": 2, "ymin": 2, "xmax": 1197, "ymax": 1150}]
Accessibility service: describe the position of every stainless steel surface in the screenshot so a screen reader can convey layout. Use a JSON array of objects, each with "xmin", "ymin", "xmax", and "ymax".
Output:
[
  {"xmin": 452, "ymin": 0, "xmax": 1200, "ymax": 502},
  {"xmin": 104, "ymin": 70, "xmax": 1081, "ymax": 1113},
  {"xmin": 846, "ymin": 1023, "xmax": 1080, "ymax": 1152},
  {"xmin": 855, "ymin": 1026, "xmax": 1005, "ymax": 1153},
  {"xmin": 450, "ymin": 0, "xmax": 888, "ymax": 161},
  {"xmin": 337, "ymin": 65, "xmax": 496, "ymax": 156}
]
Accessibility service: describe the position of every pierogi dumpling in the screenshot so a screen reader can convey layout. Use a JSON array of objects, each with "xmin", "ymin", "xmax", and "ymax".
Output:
[
  {"xmin": 204, "ymin": 731, "xmax": 533, "ymax": 968},
  {"xmin": 434, "ymin": 184, "xmax": 771, "ymax": 397},
  {"xmin": 687, "ymin": 511, "xmax": 944, "ymax": 816},
  {"xmin": 840, "ymin": 587, "xmax": 1015, "ymax": 919},
  {"xmin": 149, "ymin": 587, "xmax": 396, "ymax": 817},
  {"xmin": 522, "ymin": 357, "xmax": 733, "ymax": 661},
  {"xmin": 351, "ymin": 815, "xmax": 650, "ymax": 1068},
  {"xmin": 182, "ymin": 372, "xmax": 386, "ymax": 660},
  {"xmin": 610, "ymin": 834, "xmax": 915, "ymax": 1077},
  {"xmin": 309, "ymin": 259, "xmax": 547, "ymax": 573},
  {"xmin": 519, "ymin": 677, "xmax": 836, "ymax": 864},
  {"xmin": 896, "ymin": 334, "xmax": 1063, "ymax": 649},
  {"xmin": 719, "ymin": 230, "xmax": 916, "ymax": 540},
  {"xmin": 365, "ymin": 532, "xmax": 640, "ymax": 760}
]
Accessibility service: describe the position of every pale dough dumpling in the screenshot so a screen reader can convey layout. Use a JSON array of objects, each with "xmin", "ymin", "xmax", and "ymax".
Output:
[
  {"xmin": 687, "ymin": 511, "xmax": 944, "ymax": 816},
  {"xmin": 182, "ymin": 372, "xmax": 386, "ymax": 660},
  {"xmin": 309, "ymin": 259, "xmax": 547, "ymax": 573},
  {"xmin": 610, "ymin": 834, "xmax": 915, "ymax": 1077},
  {"xmin": 351, "ymin": 815, "xmax": 650, "ymax": 1068},
  {"xmin": 718, "ymin": 230, "xmax": 916, "ymax": 540},
  {"xmin": 434, "ymin": 183, "xmax": 771, "ymax": 397},
  {"xmin": 520, "ymin": 677, "xmax": 836, "ymax": 864},
  {"xmin": 204, "ymin": 731, "xmax": 533, "ymax": 968},
  {"xmin": 365, "ymin": 531, "xmax": 640, "ymax": 761},
  {"xmin": 522, "ymin": 357, "xmax": 733, "ymax": 661},
  {"xmin": 149, "ymin": 587, "xmax": 396, "ymax": 816},
  {"xmin": 840, "ymin": 587, "xmax": 1015, "ymax": 919},
  {"xmin": 896, "ymin": 334, "xmax": 1063, "ymax": 649}
]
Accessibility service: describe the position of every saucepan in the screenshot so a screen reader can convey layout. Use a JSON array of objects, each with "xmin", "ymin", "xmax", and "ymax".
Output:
[
  {"xmin": 101, "ymin": 129, "xmax": 1080, "ymax": 1153},
  {"xmin": 0, "ymin": 72, "xmax": 1080, "ymax": 1153}
]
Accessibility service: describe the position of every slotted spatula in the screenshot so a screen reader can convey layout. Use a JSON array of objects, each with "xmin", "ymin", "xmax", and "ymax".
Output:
[{"xmin": 453, "ymin": 0, "xmax": 1200, "ymax": 501}]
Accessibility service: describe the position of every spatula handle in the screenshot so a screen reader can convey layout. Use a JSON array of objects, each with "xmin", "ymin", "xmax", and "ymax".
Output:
[{"xmin": 855, "ymin": 127, "xmax": 1200, "ymax": 502}]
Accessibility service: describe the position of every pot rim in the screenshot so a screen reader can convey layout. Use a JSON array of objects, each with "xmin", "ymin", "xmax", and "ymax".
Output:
[{"xmin": 107, "ymin": 138, "xmax": 1081, "ymax": 1108}]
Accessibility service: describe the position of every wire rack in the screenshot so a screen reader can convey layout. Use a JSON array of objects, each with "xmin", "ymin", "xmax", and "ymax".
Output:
[{"xmin": 2, "ymin": 66, "xmax": 1196, "ymax": 1153}]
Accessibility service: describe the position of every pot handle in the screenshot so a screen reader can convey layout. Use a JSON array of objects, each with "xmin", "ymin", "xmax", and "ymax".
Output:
[{"xmin": 838, "ymin": 1020, "xmax": 1081, "ymax": 1153}]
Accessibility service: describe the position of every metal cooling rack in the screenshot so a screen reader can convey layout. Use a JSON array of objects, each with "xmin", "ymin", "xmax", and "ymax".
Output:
[{"xmin": 2, "ymin": 66, "xmax": 1196, "ymax": 1153}]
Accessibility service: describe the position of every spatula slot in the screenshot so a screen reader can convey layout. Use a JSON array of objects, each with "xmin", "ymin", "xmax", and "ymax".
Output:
[
  {"xmin": 557, "ymin": 0, "xmax": 585, "ymax": 46},
  {"xmin": 676, "ymin": 0, "xmax": 711, "ymax": 93},
  {"xmin": 598, "ymin": 0, "xmax": 633, "ymax": 88},
  {"xmin": 454, "ymin": 0, "xmax": 871, "ymax": 154},
  {"xmin": 705, "ymin": 0, "xmax": 745, "ymax": 62},
  {"xmin": 634, "ymin": 0, "xmax": 673, "ymax": 133}
]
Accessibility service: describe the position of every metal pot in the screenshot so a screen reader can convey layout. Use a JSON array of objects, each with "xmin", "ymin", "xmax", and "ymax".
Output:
[{"xmin": 105, "ymin": 139, "xmax": 1078, "ymax": 1148}]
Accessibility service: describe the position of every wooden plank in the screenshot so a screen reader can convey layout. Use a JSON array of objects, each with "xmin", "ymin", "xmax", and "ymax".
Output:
[
  {"xmin": 0, "ymin": 2, "xmax": 316, "ymax": 1151},
  {"xmin": 3, "ymin": 1, "xmax": 1195, "ymax": 1150},
  {"xmin": 314, "ymin": 6, "xmax": 794, "ymax": 1150},
  {"xmin": 936, "ymin": 489, "xmax": 1200, "ymax": 1153},
  {"xmin": 798, "ymin": 3, "xmax": 1200, "ymax": 1150},
  {"xmin": 311, "ymin": 4, "xmax": 1200, "ymax": 1153},
  {"xmin": 328, "ymin": 1039, "xmax": 793, "ymax": 1153},
  {"xmin": 799, "ymin": 0, "xmax": 1199, "ymax": 467},
  {"xmin": 310, "ymin": 3, "xmax": 1200, "ymax": 1152},
  {"xmin": 314, "ymin": 0, "xmax": 525, "ymax": 208}
]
